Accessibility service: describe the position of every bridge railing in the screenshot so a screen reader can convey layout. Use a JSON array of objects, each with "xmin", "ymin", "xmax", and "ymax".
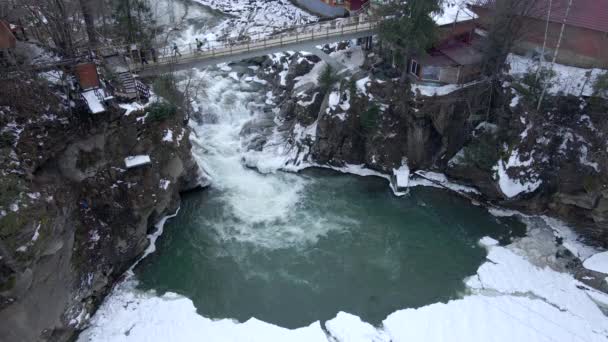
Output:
[{"xmin": 128, "ymin": 15, "xmax": 377, "ymax": 73}]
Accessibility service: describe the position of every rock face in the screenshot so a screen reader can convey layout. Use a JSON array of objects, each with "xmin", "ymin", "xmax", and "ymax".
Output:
[
  {"xmin": 0, "ymin": 80, "xmax": 202, "ymax": 342},
  {"xmin": 255, "ymin": 46, "xmax": 608, "ymax": 246}
]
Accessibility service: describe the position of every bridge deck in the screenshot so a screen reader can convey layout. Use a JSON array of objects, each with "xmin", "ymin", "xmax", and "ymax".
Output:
[{"xmin": 131, "ymin": 17, "xmax": 377, "ymax": 76}]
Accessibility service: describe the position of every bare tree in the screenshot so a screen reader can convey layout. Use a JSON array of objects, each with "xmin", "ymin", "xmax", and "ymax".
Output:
[
  {"xmin": 19, "ymin": 0, "xmax": 86, "ymax": 56},
  {"xmin": 477, "ymin": 0, "xmax": 539, "ymax": 78},
  {"xmin": 79, "ymin": 0, "xmax": 98, "ymax": 46},
  {"xmin": 536, "ymin": 0, "xmax": 574, "ymax": 110}
]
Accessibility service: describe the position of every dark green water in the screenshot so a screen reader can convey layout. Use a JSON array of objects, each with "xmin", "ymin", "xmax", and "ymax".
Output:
[{"xmin": 135, "ymin": 169, "xmax": 525, "ymax": 328}]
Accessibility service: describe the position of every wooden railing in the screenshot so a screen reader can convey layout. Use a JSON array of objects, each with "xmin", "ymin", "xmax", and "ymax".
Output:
[{"xmin": 127, "ymin": 15, "xmax": 377, "ymax": 73}]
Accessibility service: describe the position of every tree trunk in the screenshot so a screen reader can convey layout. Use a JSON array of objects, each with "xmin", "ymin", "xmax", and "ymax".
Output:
[
  {"xmin": 79, "ymin": 0, "xmax": 98, "ymax": 46},
  {"xmin": 126, "ymin": 0, "xmax": 134, "ymax": 43},
  {"xmin": 535, "ymin": 0, "xmax": 552, "ymax": 81}
]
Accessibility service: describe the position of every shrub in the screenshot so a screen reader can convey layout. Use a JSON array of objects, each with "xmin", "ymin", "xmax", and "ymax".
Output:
[
  {"xmin": 318, "ymin": 64, "xmax": 338, "ymax": 92},
  {"xmin": 360, "ymin": 104, "xmax": 380, "ymax": 135},
  {"xmin": 153, "ymin": 75, "xmax": 182, "ymax": 106},
  {"xmin": 147, "ymin": 102, "xmax": 177, "ymax": 122},
  {"xmin": 513, "ymin": 67, "xmax": 555, "ymax": 108},
  {"xmin": 462, "ymin": 131, "xmax": 501, "ymax": 171},
  {"xmin": 0, "ymin": 132, "xmax": 14, "ymax": 148},
  {"xmin": 592, "ymin": 71, "xmax": 608, "ymax": 98}
]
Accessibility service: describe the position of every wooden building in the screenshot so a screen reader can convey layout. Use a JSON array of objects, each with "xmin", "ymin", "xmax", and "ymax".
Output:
[
  {"xmin": 470, "ymin": 0, "xmax": 608, "ymax": 68},
  {"xmin": 408, "ymin": 4, "xmax": 483, "ymax": 84}
]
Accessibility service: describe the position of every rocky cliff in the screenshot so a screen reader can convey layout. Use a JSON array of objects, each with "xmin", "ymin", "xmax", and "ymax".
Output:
[
  {"xmin": 0, "ymin": 78, "xmax": 202, "ymax": 342},
  {"xmin": 245, "ymin": 44, "xmax": 608, "ymax": 247}
]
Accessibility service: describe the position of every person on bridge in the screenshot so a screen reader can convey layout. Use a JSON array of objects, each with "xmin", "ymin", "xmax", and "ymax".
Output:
[
  {"xmin": 173, "ymin": 43, "xmax": 182, "ymax": 57},
  {"xmin": 140, "ymin": 49, "xmax": 149, "ymax": 65},
  {"xmin": 195, "ymin": 38, "xmax": 203, "ymax": 52}
]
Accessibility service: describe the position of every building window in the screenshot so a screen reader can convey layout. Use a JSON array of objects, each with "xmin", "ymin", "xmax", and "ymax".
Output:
[{"xmin": 410, "ymin": 59, "xmax": 420, "ymax": 77}]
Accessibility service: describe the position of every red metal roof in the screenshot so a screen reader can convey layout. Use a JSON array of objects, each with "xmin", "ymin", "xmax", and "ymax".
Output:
[
  {"xmin": 471, "ymin": 0, "xmax": 608, "ymax": 33},
  {"xmin": 538, "ymin": 0, "xmax": 608, "ymax": 33}
]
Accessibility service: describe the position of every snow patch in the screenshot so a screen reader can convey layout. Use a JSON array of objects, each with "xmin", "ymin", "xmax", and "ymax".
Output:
[
  {"xmin": 583, "ymin": 251, "xmax": 608, "ymax": 274},
  {"xmin": 125, "ymin": 155, "xmax": 151, "ymax": 169}
]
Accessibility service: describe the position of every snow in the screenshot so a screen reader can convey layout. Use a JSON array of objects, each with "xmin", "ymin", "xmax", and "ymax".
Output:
[
  {"xmin": 327, "ymin": 91, "xmax": 340, "ymax": 110},
  {"xmin": 325, "ymin": 312, "xmax": 390, "ymax": 342},
  {"xmin": 82, "ymin": 89, "xmax": 106, "ymax": 114},
  {"xmin": 297, "ymin": 92, "xmax": 319, "ymax": 107},
  {"xmin": 124, "ymin": 155, "xmax": 151, "ymax": 169},
  {"xmin": 583, "ymin": 251, "xmax": 608, "ymax": 274},
  {"xmin": 79, "ymin": 281, "xmax": 328, "ymax": 342},
  {"xmin": 176, "ymin": 0, "xmax": 317, "ymax": 49},
  {"xmin": 392, "ymin": 164, "xmax": 410, "ymax": 189},
  {"xmin": 467, "ymin": 244, "xmax": 608, "ymax": 334},
  {"xmin": 411, "ymin": 80, "xmax": 479, "ymax": 97},
  {"xmin": 163, "ymin": 129, "xmax": 173, "ymax": 142},
  {"xmin": 355, "ymin": 77, "xmax": 370, "ymax": 96},
  {"xmin": 507, "ymin": 54, "xmax": 607, "ymax": 97},
  {"xmin": 433, "ymin": 0, "xmax": 478, "ymax": 26},
  {"xmin": 479, "ymin": 236, "xmax": 499, "ymax": 247},
  {"xmin": 495, "ymin": 149, "xmax": 542, "ymax": 198},
  {"xmin": 383, "ymin": 295, "xmax": 606, "ymax": 342},
  {"xmin": 412, "ymin": 170, "xmax": 480, "ymax": 194},
  {"xmin": 119, "ymin": 102, "xmax": 145, "ymax": 116},
  {"xmin": 329, "ymin": 47, "xmax": 365, "ymax": 71},
  {"xmin": 294, "ymin": 61, "xmax": 326, "ymax": 90},
  {"xmin": 159, "ymin": 179, "xmax": 171, "ymax": 190}
]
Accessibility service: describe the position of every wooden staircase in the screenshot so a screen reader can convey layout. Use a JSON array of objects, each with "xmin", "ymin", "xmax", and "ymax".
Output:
[{"xmin": 115, "ymin": 71, "xmax": 149, "ymax": 100}]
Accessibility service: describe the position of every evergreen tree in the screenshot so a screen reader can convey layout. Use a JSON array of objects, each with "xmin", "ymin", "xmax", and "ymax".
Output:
[{"xmin": 376, "ymin": 0, "xmax": 443, "ymax": 78}]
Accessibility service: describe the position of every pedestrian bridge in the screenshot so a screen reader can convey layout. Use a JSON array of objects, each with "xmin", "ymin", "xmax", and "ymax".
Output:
[{"xmin": 128, "ymin": 16, "xmax": 377, "ymax": 77}]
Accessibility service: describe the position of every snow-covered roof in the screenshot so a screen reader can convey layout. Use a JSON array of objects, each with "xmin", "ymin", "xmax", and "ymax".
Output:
[
  {"xmin": 125, "ymin": 155, "xmax": 151, "ymax": 169},
  {"xmin": 434, "ymin": 0, "xmax": 478, "ymax": 26},
  {"xmin": 82, "ymin": 89, "xmax": 106, "ymax": 114}
]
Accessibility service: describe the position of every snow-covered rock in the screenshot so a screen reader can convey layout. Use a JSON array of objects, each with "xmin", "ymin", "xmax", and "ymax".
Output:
[{"xmin": 584, "ymin": 251, "xmax": 608, "ymax": 274}]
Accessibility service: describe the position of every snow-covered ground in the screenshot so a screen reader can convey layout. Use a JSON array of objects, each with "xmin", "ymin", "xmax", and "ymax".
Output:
[
  {"xmin": 165, "ymin": 0, "xmax": 318, "ymax": 48},
  {"xmin": 507, "ymin": 54, "xmax": 607, "ymax": 97}
]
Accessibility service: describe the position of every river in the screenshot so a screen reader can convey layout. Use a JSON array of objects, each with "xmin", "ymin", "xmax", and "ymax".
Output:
[{"xmin": 133, "ymin": 68, "xmax": 525, "ymax": 327}]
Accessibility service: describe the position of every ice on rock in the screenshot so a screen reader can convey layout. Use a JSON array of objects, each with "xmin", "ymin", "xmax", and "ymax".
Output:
[
  {"xmin": 392, "ymin": 164, "xmax": 410, "ymax": 189},
  {"xmin": 78, "ymin": 281, "xmax": 328, "ymax": 342},
  {"xmin": 383, "ymin": 295, "xmax": 607, "ymax": 342},
  {"xmin": 468, "ymin": 244, "xmax": 608, "ymax": 333},
  {"xmin": 478, "ymin": 236, "xmax": 499, "ymax": 247},
  {"xmin": 325, "ymin": 312, "xmax": 390, "ymax": 342},
  {"xmin": 583, "ymin": 251, "xmax": 608, "ymax": 274}
]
